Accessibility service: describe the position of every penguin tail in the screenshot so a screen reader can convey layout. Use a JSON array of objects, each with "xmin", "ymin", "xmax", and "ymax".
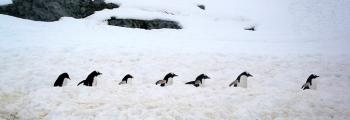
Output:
[
  {"xmin": 77, "ymin": 80, "xmax": 85, "ymax": 86},
  {"xmin": 185, "ymin": 81, "xmax": 195, "ymax": 85}
]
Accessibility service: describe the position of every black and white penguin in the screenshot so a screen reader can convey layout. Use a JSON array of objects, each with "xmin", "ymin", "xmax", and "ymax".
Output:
[
  {"xmin": 155, "ymin": 73, "xmax": 178, "ymax": 87},
  {"xmin": 119, "ymin": 74, "xmax": 134, "ymax": 85},
  {"xmin": 185, "ymin": 74, "xmax": 210, "ymax": 87},
  {"xmin": 53, "ymin": 73, "xmax": 70, "ymax": 87},
  {"xmin": 229, "ymin": 72, "xmax": 253, "ymax": 88},
  {"xmin": 77, "ymin": 71, "xmax": 102, "ymax": 86},
  {"xmin": 301, "ymin": 74, "xmax": 319, "ymax": 90}
]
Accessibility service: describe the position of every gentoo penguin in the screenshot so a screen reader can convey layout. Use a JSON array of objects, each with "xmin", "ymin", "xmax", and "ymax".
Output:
[
  {"xmin": 155, "ymin": 73, "xmax": 178, "ymax": 87},
  {"xmin": 229, "ymin": 72, "xmax": 253, "ymax": 88},
  {"xmin": 77, "ymin": 71, "xmax": 102, "ymax": 86},
  {"xmin": 185, "ymin": 74, "xmax": 210, "ymax": 87},
  {"xmin": 53, "ymin": 73, "xmax": 70, "ymax": 87},
  {"xmin": 301, "ymin": 74, "xmax": 319, "ymax": 90},
  {"xmin": 119, "ymin": 74, "xmax": 134, "ymax": 85}
]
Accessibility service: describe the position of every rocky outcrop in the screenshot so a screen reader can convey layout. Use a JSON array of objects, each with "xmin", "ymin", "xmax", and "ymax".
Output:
[
  {"xmin": 107, "ymin": 17, "xmax": 182, "ymax": 30},
  {"xmin": 0, "ymin": 0, "xmax": 119, "ymax": 21}
]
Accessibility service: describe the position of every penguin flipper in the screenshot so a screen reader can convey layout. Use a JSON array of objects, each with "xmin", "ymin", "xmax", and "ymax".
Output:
[
  {"xmin": 301, "ymin": 84, "xmax": 305, "ymax": 89},
  {"xmin": 118, "ymin": 81, "xmax": 124, "ymax": 85},
  {"xmin": 301, "ymin": 83, "xmax": 310, "ymax": 90},
  {"xmin": 185, "ymin": 81, "xmax": 195, "ymax": 85},
  {"xmin": 230, "ymin": 80, "xmax": 238, "ymax": 87},
  {"xmin": 77, "ymin": 80, "xmax": 85, "ymax": 86},
  {"xmin": 229, "ymin": 82, "xmax": 234, "ymax": 87},
  {"xmin": 303, "ymin": 85, "xmax": 310, "ymax": 90}
]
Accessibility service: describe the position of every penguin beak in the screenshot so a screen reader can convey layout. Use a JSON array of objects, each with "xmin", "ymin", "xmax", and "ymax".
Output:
[
  {"xmin": 247, "ymin": 73, "xmax": 253, "ymax": 77},
  {"xmin": 174, "ymin": 74, "xmax": 178, "ymax": 77}
]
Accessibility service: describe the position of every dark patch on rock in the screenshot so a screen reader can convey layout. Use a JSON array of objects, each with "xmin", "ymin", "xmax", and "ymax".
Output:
[
  {"xmin": 107, "ymin": 17, "xmax": 182, "ymax": 30},
  {"xmin": 0, "ymin": 0, "xmax": 119, "ymax": 21},
  {"xmin": 244, "ymin": 26, "xmax": 256, "ymax": 31},
  {"xmin": 197, "ymin": 5, "xmax": 205, "ymax": 10}
]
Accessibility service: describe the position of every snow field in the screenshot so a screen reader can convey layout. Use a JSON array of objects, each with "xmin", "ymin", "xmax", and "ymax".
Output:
[{"xmin": 1, "ymin": 0, "xmax": 350, "ymax": 119}]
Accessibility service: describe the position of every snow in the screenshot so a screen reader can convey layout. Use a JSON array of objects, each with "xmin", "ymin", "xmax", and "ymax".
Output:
[
  {"xmin": 0, "ymin": 0, "xmax": 12, "ymax": 5},
  {"xmin": 1, "ymin": 0, "xmax": 350, "ymax": 119}
]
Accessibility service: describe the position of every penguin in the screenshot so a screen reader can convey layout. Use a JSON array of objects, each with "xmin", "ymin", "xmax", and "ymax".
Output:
[
  {"xmin": 229, "ymin": 72, "xmax": 253, "ymax": 88},
  {"xmin": 244, "ymin": 26, "xmax": 255, "ymax": 31},
  {"xmin": 301, "ymin": 74, "xmax": 319, "ymax": 90},
  {"xmin": 77, "ymin": 71, "xmax": 102, "ymax": 86},
  {"xmin": 119, "ymin": 74, "xmax": 134, "ymax": 85},
  {"xmin": 53, "ymin": 73, "xmax": 70, "ymax": 87},
  {"xmin": 185, "ymin": 74, "xmax": 210, "ymax": 87},
  {"xmin": 155, "ymin": 73, "xmax": 178, "ymax": 87}
]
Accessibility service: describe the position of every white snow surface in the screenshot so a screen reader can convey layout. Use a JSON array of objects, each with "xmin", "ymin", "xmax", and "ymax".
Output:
[{"xmin": 1, "ymin": 0, "xmax": 350, "ymax": 119}]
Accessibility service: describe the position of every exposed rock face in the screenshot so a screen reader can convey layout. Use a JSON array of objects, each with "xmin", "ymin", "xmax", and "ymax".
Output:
[
  {"xmin": 107, "ymin": 17, "xmax": 182, "ymax": 30},
  {"xmin": 0, "ymin": 0, "xmax": 119, "ymax": 21}
]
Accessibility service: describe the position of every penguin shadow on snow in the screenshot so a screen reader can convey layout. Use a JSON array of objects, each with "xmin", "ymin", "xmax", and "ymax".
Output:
[
  {"xmin": 185, "ymin": 74, "xmax": 210, "ymax": 87},
  {"xmin": 119, "ymin": 74, "xmax": 134, "ymax": 85},
  {"xmin": 77, "ymin": 71, "xmax": 102, "ymax": 86},
  {"xmin": 155, "ymin": 72, "xmax": 178, "ymax": 87},
  {"xmin": 229, "ymin": 71, "xmax": 253, "ymax": 88}
]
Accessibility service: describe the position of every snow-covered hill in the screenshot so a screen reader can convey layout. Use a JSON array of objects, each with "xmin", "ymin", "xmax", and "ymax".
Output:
[{"xmin": 1, "ymin": 0, "xmax": 350, "ymax": 119}]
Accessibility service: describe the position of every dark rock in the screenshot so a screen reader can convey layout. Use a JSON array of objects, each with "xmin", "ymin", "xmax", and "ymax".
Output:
[
  {"xmin": 197, "ymin": 5, "xmax": 205, "ymax": 10},
  {"xmin": 107, "ymin": 17, "xmax": 182, "ymax": 30},
  {"xmin": 0, "ymin": 0, "xmax": 119, "ymax": 21}
]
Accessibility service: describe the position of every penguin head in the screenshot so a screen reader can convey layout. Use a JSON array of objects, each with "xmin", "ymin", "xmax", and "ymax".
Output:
[
  {"xmin": 196, "ymin": 74, "xmax": 210, "ymax": 80},
  {"xmin": 164, "ymin": 72, "xmax": 178, "ymax": 80},
  {"xmin": 241, "ymin": 72, "xmax": 253, "ymax": 77},
  {"xmin": 306, "ymin": 74, "xmax": 319, "ymax": 84},
  {"xmin": 60, "ymin": 72, "xmax": 70, "ymax": 80},
  {"xmin": 309, "ymin": 74, "xmax": 319, "ymax": 79},
  {"xmin": 91, "ymin": 71, "xmax": 102, "ymax": 77},
  {"xmin": 123, "ymin": 74, "xmax": 133, "ymax": 80}
]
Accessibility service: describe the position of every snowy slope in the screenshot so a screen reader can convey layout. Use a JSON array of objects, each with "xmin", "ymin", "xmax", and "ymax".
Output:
[{"xmin": 1, "ymin": 0, "xmax": 350, "ymax": 119}]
